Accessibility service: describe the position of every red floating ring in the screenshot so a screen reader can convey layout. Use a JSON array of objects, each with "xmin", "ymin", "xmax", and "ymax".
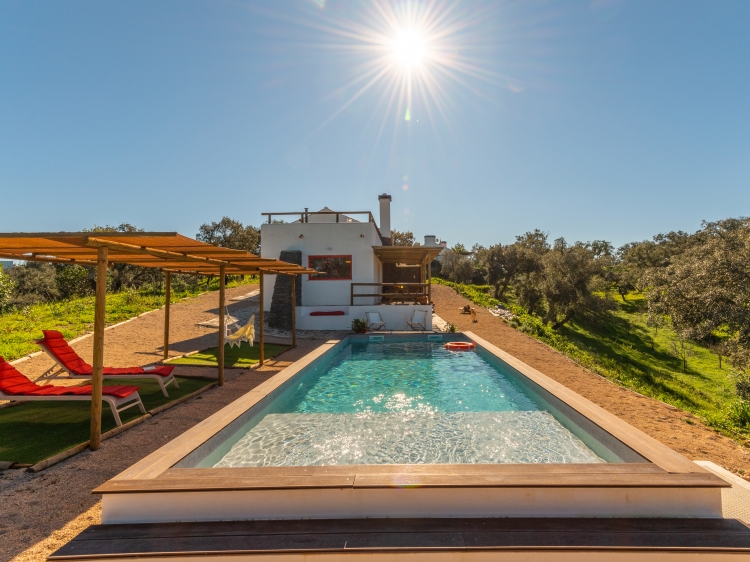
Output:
[{"xmin": 445, "ymin": 341, "xmax": 475, "ymax": 351}]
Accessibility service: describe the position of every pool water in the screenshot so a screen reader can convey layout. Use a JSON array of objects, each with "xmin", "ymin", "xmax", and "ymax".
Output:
[{"xmin": 204, "ymin": 341, "xmax": 628, "ymax": 467}]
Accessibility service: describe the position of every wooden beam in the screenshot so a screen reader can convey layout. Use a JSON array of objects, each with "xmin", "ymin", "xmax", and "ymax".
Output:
[
  {"xmin": 86, "ymin": 238, "xmax": 231, "ymax": 267},
  {"xmin": 163, "ymin": 272, "xmax": 171, "ymax": 361},
  {"xmin": 0, "ymin": 252, "xmax": 98, "ymax": 267},
  {"xmin": 90, "ymin": 246, "xmax": 108, "ymax": 451},
  {"xmin": 259, "ymin": 272, "xmax": 264, "ymax": 367},
  {"xmin": 218, "ymin": 266, "xmax": 225, "ymax": 387},
  {"xmin": 291, "ymin": 275, "xmax": 297, "ymax": 349}
]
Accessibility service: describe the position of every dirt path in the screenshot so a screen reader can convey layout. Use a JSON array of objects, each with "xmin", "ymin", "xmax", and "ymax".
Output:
[{"xmin": 432, "ymin": 284, "xmax": 750, "ymax": 479}]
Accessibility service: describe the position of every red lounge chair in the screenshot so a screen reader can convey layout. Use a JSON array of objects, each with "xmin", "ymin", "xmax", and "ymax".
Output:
[
  {"xmin": 36, "ymin": 330, "xmax": 178, "ymax": 397},
  {"xmin": 0, "ymin": 357, "xmax": 145, "ymax": 426}
]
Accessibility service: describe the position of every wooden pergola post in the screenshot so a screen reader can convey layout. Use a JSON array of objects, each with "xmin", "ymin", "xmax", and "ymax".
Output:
[
  {"xmin": 163, "ymin": 271, "xmax": 171, "ymax": 361},
  {"xmin": 218, "ymin": 266, "xmax": 225, "ymax": 386},
  {"xmin": 427, "ymin": 260, "xmax": 432, "ymax": 304},
  {"xmin": 259, "ymin": 272, "xmax": 264, "ymax": 366},
  {"xmin": 90, "ymin": 246, "xmax": 108, "ymax": 450},
  {"xmin": 291, "ymin": 274, "xmax": 297, "ymax": 348}
]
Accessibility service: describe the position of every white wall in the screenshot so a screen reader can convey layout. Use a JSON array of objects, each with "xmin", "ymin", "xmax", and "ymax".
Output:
[
  {"xmin": 294, "ymin": 305, "xmax": 433, "ymax": 331},
  {"xmin": 260, "ymin": 222, "xmax": 382, "ymax": 310}
]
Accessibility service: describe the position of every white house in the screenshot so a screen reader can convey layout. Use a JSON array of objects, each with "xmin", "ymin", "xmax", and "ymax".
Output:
[{"xmin": 260, "ymin": 195, "xmax": 442, "ymax": 331}]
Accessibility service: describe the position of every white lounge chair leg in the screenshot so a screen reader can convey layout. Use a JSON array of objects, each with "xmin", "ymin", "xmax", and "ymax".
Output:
[
  {"xmin": 157, "ymin": 377, "xmax": 169, "ymax": 397},
  {"xmin": 105, "ymin": 397, "xmax": 123, "ymax": 426}
]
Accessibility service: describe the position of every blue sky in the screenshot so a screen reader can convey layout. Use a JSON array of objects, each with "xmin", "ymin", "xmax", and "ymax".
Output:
[{"xmin": 1, "ymin": 0, "xmax": 748, "ymax": 249}]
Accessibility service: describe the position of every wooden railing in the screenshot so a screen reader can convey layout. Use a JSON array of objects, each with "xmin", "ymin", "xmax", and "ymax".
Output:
[{"xmin": 351, "ymin": 283, "xmax": 430, "ymax": 305}]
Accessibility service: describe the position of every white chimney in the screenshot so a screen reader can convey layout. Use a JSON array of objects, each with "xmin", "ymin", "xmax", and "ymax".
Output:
[
  {"xmin": 378, "ymin": 193, "xmax": 392, "ymax": 244},
  {"xmin": 424, "ymin": 235, "xmax": 437, "ymax": 246}
]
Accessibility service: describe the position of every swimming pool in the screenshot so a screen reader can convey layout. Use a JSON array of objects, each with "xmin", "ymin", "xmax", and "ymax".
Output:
[
  {"xmin": 98, "ymin": 332, "xmax": 724, "ymax": 523},
  {"xmin": 189, "ymin": 339, "xmax": 642, "ymax": 468}
]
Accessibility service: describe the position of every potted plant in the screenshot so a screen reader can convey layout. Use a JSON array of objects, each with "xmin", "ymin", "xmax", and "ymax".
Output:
[{"xmin": 351, "ymin": 318, "xmax": 368, "ymax": 334}]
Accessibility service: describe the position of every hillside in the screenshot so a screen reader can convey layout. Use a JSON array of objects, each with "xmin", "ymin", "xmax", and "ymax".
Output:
[{"xmin": 433, "ymin": 278, "xmax": 750, "ymax": 447}]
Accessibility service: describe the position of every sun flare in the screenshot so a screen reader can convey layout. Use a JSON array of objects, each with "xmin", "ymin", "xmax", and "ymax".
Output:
[{"xmin": 390, "ymin": 27, "xmax": 428, "ymax": 70}]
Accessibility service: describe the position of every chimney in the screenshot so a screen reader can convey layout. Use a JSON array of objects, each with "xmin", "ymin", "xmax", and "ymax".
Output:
[
  {"xmin": 424, "ymin": 235, "xmax": 437, "ymax": 246},
  {"xmin": 440, "ymin": 241, "xmax": 447, "ymax": 248},
  {"xmin": 378, "ymin": 193, "xmax": 392, "ymax": 246}
]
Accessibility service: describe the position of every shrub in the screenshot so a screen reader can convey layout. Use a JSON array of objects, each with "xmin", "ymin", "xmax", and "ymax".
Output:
[
  {"xmin": 729, "ymin": 401, "xmax": 750, "ymax": 427},
  {"xmin": 351, "ymin": 318, "xmax": 368, "ymax": 333},
  {"xmin": 0, "ymin": 269, "xmax": 15, "ymax": 312}
]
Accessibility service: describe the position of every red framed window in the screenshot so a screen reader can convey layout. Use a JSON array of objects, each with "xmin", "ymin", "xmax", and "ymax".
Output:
[{"xmin": 308, "ymin": 255, "xmax": 352, "ymax": 280}]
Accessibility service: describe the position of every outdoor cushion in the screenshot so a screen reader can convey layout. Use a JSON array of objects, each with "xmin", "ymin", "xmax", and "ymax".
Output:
[
  {"xmin": 39, "ymin": 331, "xmax": 174, "ymax": 377},
  {"xmin": 0, "ymin": 356, "xmax": 139, "ymax": 398},
  {"xmin": 310, "ymin": 311, "xmax": 346, "ymax": 316}
]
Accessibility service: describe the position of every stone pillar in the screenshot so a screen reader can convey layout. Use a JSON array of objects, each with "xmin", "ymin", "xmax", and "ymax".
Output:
[{"xmin": 269, "ymin": 250, "xmax": 302, "ymax": 330}]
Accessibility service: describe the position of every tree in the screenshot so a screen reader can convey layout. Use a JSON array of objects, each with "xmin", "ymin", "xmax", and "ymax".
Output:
[
  {"xmin": 439, "ymin": 249, "xmax": 474, "ymax": 284},
  {"xmin": 671, "ymin": 337, "xmax": 695, "ymax": 373},
  {"xmin": 0, "ymin": 269, "xmax": 15, "ymax": 311},
  {"xmin": 391, "ymin": 230, "xmax": 418, "ymax": 246},
  {"xmin": 197, "ymin": 217, "xmax": 260, "ymax": 254},
  {"xmin": 7, "ymin": 262, "xmax": 60, "ymax": 307},
  {"xmin": 643, "ymin": 218, "xmax": 750, "ymax": 372},
  {"xmin": 538, "ymin": 238, "xmax": 613, "ymax": 330}
]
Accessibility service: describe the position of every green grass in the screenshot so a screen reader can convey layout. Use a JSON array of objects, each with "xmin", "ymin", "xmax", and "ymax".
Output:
[
  {"xmin": 435, "ymin": 278, "xmax": 750, "ymax": 442},
  {"xmin": 0, "ymin": 277, "xmax": 257, "ymax": 361},
  {"xmin": 0, "ymin": 377, "xmax": 214, "ymax": 464},
  {"xmin": 167, "ymin": 342, "xmax": 290, "ymax": 368}
]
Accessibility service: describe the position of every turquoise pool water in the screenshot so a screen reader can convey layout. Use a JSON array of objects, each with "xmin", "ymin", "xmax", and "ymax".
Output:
[{"xmin": 196, "ymin": 340, "xmax": 636, "ymax": 467}]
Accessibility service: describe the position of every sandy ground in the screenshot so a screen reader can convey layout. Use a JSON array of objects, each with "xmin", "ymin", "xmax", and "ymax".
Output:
[
  {"xmin": 431, "ymin": 284, "xmax": 750, "ymax": 479},
  {"xmin": 0, "ymin": 285, "xmax": 329, "ymax": 562}
]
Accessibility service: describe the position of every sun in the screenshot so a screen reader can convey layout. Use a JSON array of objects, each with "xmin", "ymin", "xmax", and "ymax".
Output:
[{"xmin": 390, "ymin": 27, "xmax": 428, "ymax": 71}]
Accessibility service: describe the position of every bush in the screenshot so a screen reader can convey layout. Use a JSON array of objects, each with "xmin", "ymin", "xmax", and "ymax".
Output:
[
  {"xmin": 352, "ymin": 318, "xmax": 368, "ymax": 333},
  {"xmin": 729, "ymin": 401, "xmax": 750, "ymax": 427},
  {"xmin": 0, "ymin": 269, "xmax": 15, "ymax": 312}
]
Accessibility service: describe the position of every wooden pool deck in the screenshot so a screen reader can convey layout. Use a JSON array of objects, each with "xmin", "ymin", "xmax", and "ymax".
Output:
[{"xmin": 50, "ymin": 517, "xmax": 750, "ymax": 560}]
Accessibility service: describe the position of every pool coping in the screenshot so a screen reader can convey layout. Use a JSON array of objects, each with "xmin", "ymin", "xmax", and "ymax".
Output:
[{"xmin": 95, "ymin": 332, "xmax": 726, "ymax": 498}]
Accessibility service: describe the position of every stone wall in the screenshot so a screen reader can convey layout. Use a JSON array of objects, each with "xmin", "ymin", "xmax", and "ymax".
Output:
[{"xmin": 268, "ymin": 250, "xmax": 302, "ymax": 330}]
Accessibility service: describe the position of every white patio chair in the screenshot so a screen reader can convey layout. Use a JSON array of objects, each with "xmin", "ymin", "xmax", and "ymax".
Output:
[
  {"xmin": 406, "ymin": 309, "xmax": 428, "ymax": 331},
  {"xmin": 365, "ymin": 311, "xmax": 386, "ymax": 331}
]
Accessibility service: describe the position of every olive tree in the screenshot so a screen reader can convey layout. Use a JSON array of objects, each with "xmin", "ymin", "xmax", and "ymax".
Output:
[
  {"xmin": 643, "ymin": 218, "xmax": 750, "ymax": 372},
  {"xmin": 539, "ymin": 238, "xmax": 613, "ymax": 330},
  {"xmin": 0, "ymin": 269, "xmax": 15, "ymax": 312}
]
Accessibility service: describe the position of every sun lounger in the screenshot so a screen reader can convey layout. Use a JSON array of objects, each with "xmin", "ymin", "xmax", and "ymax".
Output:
[
  {"xmin": 365, "ymin": 311, "xmax": 386, "ymax": 331},
  {"xmin": 36, "ymin": 330, "xmax": 178, "ymax": 397},
  {"xmin": 407, "ymin": 309, "xmax": 428, "ymax": 331},
  {"xmin": 0, "ymin": 357, "xmax": 145, "ymax": 426}
]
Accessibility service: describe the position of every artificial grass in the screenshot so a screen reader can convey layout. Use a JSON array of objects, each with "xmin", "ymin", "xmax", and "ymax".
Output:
[
  {"xmin": 167, "ymin": 342, "xmax": 290, "ymax": 368},
  {"xmin": 0, "ymin": 376, "xmax": 213, "ymax": 465}
]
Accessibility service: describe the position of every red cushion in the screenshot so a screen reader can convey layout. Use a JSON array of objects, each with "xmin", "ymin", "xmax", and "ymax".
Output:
[
  {"xmin": 0, "ymin": 357, "xmax": 40, "ymax": 394},
  {"xmin": 39, "ymin": 331, "xmax": 92, "ymax": 375},
  {"xmin": 310, "ymin": 311, "xmax": 345, "ymax": 316},
  {"xmin": 102, "ymin": 385, "xmax": 139, "ymax": 398}
]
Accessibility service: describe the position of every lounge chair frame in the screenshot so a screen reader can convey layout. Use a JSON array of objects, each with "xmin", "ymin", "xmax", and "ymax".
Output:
[
  {"xmin": 0, "ymin": 388, "xmax": 145, "ymax": 426},
  {"xmin": 36, "ymin": 342, "xmax": 178, "ymax": 397},
  {"xmin": 364, "ymin": 311, "xmax": 386, "ymax": 332},
  {"xmin": 406, "ymin": 309, "xmax": 428, "ymax": 331}
]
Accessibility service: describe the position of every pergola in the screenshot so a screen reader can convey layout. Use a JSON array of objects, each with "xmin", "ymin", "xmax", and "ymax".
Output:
[{"xmin": 0, "ymin": 232, "xmax": 316, "ymax": 449}]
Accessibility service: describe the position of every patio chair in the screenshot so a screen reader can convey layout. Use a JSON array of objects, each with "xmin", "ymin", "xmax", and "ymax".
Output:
[
  {"xmin": 36, "ymin": 330, "xmax": 178, "ymax": 397},
  {"xmin": 365, "ymin": 311, "xmax": 386, "ymax": 332},
  {"xmin": 226, "ymin": 313, "xmax": 255, "ymax": 349},
  {"xmin": 406, "ymin": 309, "xmax": 428, "ymax": 331},
  {"xmin": 0, "ymin": 357, "xmax": 145, "ymax": 426}
]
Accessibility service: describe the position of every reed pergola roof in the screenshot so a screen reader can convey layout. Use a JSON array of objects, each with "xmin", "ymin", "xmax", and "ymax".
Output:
[
  {"xmin": 0, "ymin": 232, "xmax": 317, "ymax": 276},
  {"xmin": 372, "ymin": 246, "xmax": 444, "ymax": 265}
]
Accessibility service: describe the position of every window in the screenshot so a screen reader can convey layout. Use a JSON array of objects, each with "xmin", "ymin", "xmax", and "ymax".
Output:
[{"xmin": 308, "ymin": 255, "xmax": 352, "ymax": 280}]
